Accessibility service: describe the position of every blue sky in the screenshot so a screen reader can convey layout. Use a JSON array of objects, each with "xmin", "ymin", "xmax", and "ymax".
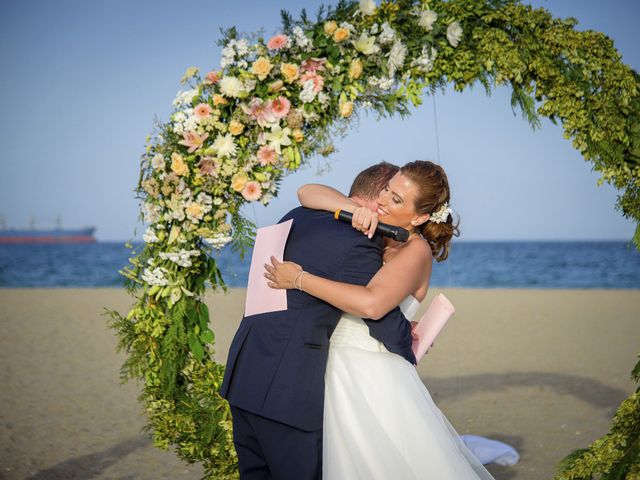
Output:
[{"xmin": 1, "ymin": 0, "xmax": 638, "ymax": 241}]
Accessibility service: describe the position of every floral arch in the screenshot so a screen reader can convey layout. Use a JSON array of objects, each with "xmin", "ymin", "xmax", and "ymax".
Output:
[{"xmin": 107, "ymin": 0, "xmax": 640, "ymax": 478}]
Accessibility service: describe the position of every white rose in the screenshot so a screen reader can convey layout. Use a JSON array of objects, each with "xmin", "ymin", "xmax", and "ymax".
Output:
[
  {"xmin": 358, "ymin": 0, "xmax": 376, "ymax": 16},
  {"xmin": 418, "ymin": 10, "xmax": 438, "ymax": 31},
  {"xmin": 446, "ymin": 21, "xmax": 463, "ymax": 47}
]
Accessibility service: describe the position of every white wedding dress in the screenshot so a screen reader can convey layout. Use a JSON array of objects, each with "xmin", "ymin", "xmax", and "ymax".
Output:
[{"xmin": 323, "ymin": 296, "xmax": 495, "ymax": 479}]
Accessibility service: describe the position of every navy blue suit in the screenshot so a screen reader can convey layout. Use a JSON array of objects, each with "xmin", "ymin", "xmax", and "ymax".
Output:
[{"xmin": 220, "ymin": 207, "xmax": 415, "ymax": 479}]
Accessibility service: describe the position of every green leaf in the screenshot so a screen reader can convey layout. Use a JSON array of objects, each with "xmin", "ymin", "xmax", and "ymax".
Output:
[
  {"xmin": 188, "ymin": 333, "xmax": 204, "ymax": 361},
  {"xmin": 197, "ymin": 302, "xmax": 209, "ymax": 331},
  {"xmin": 199, "ymin": 329, "xmax": 215, "ymax": 344}
]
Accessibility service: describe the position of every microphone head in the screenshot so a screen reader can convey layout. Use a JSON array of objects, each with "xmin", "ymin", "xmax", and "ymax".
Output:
[{"xmin": 394, "ymin": 228, "xmax": 410, "ymax": 242}]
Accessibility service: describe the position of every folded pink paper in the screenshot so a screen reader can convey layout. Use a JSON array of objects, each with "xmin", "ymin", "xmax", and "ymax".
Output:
[
  {"xmin": 244, "ymin": 219, "xmax": 293, "ymax": 317},
  {"xmin": 412, "ymin": 293, "xmax": 455, "ymax": 362}
]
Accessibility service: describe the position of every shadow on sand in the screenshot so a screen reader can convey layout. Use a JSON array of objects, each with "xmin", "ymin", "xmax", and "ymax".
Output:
[{"xmin": 27, "ymin": 435, "xmax": 149, "ymax": 480}]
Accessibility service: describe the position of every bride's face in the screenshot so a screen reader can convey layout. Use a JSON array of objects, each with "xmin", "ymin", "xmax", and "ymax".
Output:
[{"xmin": 376, "ymin": 172, "xmax": 427, "ymax": 230}]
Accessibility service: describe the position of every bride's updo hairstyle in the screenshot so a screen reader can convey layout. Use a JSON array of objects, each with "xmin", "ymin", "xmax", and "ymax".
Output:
[{"xmin": 400, "ymin": 160, "xmax": 460, "ymax": 262}]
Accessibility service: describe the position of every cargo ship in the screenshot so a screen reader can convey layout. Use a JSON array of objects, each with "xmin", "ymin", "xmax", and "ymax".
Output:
[{"xmin": 0, "ymin": 216, "xmax": 96, "ymax": 244}]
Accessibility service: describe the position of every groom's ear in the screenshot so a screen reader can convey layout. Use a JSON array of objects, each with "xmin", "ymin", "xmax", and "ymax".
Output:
[{"xmin": 411, "ymin": 213, "xmax": 430, "ymax": 228}]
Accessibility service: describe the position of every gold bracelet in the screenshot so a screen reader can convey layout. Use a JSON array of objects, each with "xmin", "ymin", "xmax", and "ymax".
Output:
[{"xmin": 294, "ymin": 270, "xmax": 305, "ymax": 291}]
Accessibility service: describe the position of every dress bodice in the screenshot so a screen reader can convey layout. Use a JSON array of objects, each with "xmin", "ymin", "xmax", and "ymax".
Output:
[{"xmin": 330, "ymin": 296, "xmax": 420, "ymax": 352}]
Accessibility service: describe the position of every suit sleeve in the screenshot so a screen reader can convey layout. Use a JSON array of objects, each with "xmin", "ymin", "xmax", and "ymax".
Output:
[
  {"xmin": 337, "ymin": 236, "xmax": 415, "ymax": 364},
  {"xmin": 336, "ymin": 239, "xmax": 383, "ymax": 286},
  {"xmin": 337, "ymin": 239, "xmax": 410, "ymax": 322}
]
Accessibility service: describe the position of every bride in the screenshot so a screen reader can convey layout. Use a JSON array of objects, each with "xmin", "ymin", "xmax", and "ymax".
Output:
[{"xmin": 264, "ymin": 160, "xmax": 495, "ymax": 479}]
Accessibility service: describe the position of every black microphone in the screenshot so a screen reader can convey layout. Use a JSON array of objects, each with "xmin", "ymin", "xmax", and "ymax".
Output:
[{"xmin": 334, "ymin": 209, "xmax": 410, "ymax": 242}]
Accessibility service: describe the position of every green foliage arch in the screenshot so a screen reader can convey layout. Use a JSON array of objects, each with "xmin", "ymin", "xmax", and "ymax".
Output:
[{"xmin": 106, "ymin": 1, "xmax": 640, "ymax": 478}]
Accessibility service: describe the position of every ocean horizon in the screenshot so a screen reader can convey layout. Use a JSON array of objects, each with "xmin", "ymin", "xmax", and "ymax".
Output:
[{"xmin": 1, "ymin": 240, "xmax": 638, "ymax": 289}]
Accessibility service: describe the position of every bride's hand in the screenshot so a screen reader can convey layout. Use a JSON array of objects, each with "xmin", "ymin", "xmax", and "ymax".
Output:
[
  {"xmin": 264, "ymin": 256, "xmax": 303, "ymax": 289},
  {"xmin": 351, "ymin": 206, "xmax": 379, "ymax": 239}
]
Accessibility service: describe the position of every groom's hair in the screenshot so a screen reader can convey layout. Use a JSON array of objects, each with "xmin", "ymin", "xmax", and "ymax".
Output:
[{"xmin": 349, "ymin": 161, "xmax": 400, "ymax": 200}]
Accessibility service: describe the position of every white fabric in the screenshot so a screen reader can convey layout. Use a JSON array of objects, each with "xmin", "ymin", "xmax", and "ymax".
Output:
[
  {"xmin": 323, "ymin": 296, "xmax": 495, "ymax": 479},
  {"xmin": 460, "ymin": 435, "xmax": 520, "ymax": 466}
]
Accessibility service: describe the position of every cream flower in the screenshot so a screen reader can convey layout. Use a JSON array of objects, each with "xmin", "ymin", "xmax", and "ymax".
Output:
[
  {"xmin": 151, "ymin": 153, "xmax": 165, "ymax": 171},
  {"xmin": 353, "ymin": 33, "xmax": 380, "ymax": 55},
  {"xmin": 358, "ymin": 0, "xmax": 376, "ymax": 16},
  {"xmin": 228, "ymin": 120, "xmax": 245, "ymax": 136},
  {"xmin": 171, "ymin": 152, "xmax": 189, "ymax": 176},
  {"xmin": 387, "ymin": 40, "xmax": 407, "ymax": 75},
  {"xmin": 339, "ymin": 101, "xmax": 354, "ymax": 118},
  {"xmin": 446, "ymin": 21, "xmax": 463, "ymax": 47},
  {"xmin": 348, "ymin": 59, "xmax": 363, "ymax": 80},
  {"xmin": 419, "ymin": 10, "xmax": 438, "ymax": 31},
  {"xmin": 280, "ymin": 63, "xmax": 300, "ymax": 83},
  {"xmin": 219, "ymin": 76, "xmax": 242, "ymax": 97},
  {"xmin": 291, "ymin": 128, "xmax": 304, "ymax": 142},
  {"xmin": 251, "ymin": 57, "xmax": 273, "ymax": 80},
  {"xmin": 324, "ymin": 21, "xmax": 337, "ymax": 35},
  {"xmin": 213, "ymin": 133, "xmax": 237, "ymax": 158},
  {"xmin": 264, "ymin": 125, "xmax": 292, "ymax": 153},
  {"xmin": 185, "ymin": 201, "xmax": 205, "ymax": 223},
  {"xmin": 231, "ymin": 172, "xmax": 249, "ymax": 192}
]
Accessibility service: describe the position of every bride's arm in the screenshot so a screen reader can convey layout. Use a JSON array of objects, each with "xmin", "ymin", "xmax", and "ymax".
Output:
[
  {"xmin": 266, "ymin": 239, "xmax": 432, "ymax": 320},
  {"xmin": 297, "ymin": 184, "xmax": 358, "ymax": 212},
  {"xmin": 297, "ymin": 184, "xmax": 380, "ymax": 237}
]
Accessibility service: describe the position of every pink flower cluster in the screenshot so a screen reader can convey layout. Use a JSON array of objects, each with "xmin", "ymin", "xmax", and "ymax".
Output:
[
  {"xmin": 299, "ymin": 57, "xmax": 327, "ymax": 92},
  {"xmin": 243, "ymin": 96, "xmax": 291, "ymax": 126}
]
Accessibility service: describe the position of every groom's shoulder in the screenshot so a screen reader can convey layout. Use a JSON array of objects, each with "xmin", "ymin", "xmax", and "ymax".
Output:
[
  {"xmin": 279, "ymin": 206, "xmax": 333, "ymax": 224},
  {"xmin": 279, "ymin": 206, "xmax": 382, "ymax": 248}
]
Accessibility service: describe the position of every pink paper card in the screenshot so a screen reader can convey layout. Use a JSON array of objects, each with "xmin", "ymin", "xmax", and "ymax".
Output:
[
  {"xmin": 244, "ymin": 219, "xmax": 293, "ymax": 317},
  {"xmin": 412, "ymin": 293, "xmax": 455, "ymax": 362}
]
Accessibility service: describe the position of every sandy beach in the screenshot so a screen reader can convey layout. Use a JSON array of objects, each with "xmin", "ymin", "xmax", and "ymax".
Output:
[{"xmin": 1, "ymin": 287, "xmax": 638, "ymax": 480}]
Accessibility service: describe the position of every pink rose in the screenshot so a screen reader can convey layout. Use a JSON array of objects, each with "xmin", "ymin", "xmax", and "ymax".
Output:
[{"xmin": 204, "ymin": 71, "xmax": 220, "ymax": 85}]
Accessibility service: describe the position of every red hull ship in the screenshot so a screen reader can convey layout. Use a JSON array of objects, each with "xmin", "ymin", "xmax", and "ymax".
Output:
[{"xmin": 0, "ymin": 227, "xmax": 97, "ymax": 244}]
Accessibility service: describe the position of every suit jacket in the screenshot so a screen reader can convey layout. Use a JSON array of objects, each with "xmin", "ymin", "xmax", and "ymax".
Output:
[{"xmin": 220, "ymin": 206, "xmax": 416, "ymax": 431}]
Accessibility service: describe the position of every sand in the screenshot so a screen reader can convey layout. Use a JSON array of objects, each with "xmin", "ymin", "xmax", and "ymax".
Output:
[{"xmin": 1, "ymin": 288, "xmax": 638, "ymax": 479}]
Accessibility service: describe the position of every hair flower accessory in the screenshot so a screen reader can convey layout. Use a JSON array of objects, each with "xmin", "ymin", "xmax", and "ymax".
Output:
[{"xmin": 429, "ymin": 203, "xmax": 451, "ymax": 223}]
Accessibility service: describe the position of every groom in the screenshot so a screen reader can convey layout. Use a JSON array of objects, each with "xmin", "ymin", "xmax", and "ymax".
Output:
[{"xmin": 220, "ymin": 162, "xmax": 416, "ymax": 479}]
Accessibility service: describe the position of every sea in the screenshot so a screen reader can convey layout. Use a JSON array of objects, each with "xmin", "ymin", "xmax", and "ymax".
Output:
[{"xmin": 0, "ymin": 241, "xmax": 639, "ymax": 289}]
